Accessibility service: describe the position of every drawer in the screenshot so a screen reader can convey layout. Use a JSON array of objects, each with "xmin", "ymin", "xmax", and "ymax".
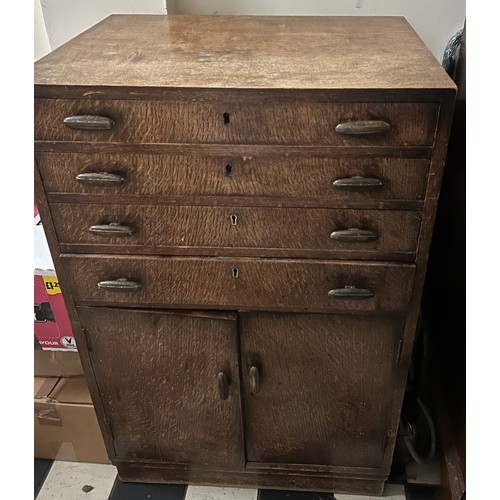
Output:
[
  {"xmin": 35, "ymin": 99, "xmax": 439, "ymax": 146},
  {"xmin": 60, "ymin": 255, "xmax": 415, "ymax": 313},
  {"xmin": 37, "ymin": 153, "xmax": 429, "ymax": 206},
  {"xmin": 52, "ymin": 204, "xmax": 421, "ymax": 260}
]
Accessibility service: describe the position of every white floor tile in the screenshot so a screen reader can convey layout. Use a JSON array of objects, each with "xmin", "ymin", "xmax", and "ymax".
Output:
[
  {"xmin": 335, "ymin": 483, "xmax": 405, "ymax": 500},
  {"xmin": 36, "ymin": 461, "xmax": 117, "ymax": 500},
  {"xmin": 405, "ymin": 457, "xmax": 441, "ymax": 485},
  {"xmin": 185, "ymin": 485, "xmax": 259, "ymax": 500}
]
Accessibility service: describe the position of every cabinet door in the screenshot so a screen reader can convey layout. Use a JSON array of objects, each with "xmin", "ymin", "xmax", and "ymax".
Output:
[
  {"xmin": 240, "ymin": 312, "xmax": 404, "ymax": 468},
  {"xmin": 77, "ymin": 306, "xmax": 244, "ymax": 469}
]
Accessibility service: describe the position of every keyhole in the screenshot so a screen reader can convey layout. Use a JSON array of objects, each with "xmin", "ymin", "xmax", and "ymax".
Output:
[
  {"xmin": 225, "ymin": 164, "xmax": 232, "ymax": 176},
  {"xmin": 230, "ymin": 215, "xmax": 238, "ymax": 225},
  {"xmin": 232, "ymin": 268, "xmax": 239, "ymax": 278},
  {"xmin": 223, "ymin": 112, "xmax": 230, "ymax": 125}
]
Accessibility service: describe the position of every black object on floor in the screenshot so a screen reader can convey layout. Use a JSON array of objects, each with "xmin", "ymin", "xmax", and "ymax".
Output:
[
  {"xmin": 388, "ymin": 460, "xmax": 407, "ymax": 484},
  {"xmin": 34, "ymin": 458, "xmax": 53, "ymax": 497},
  {"xmin": 259, "ymin": 489, "xmax": 336, "ymax": 500},
  {"xmin": 405, "ymin": 483, "xmax": 438, "ymax": 500},
  {"xmin": 108, "ymin": 477, "xmax": 187, "ymax": 500}
]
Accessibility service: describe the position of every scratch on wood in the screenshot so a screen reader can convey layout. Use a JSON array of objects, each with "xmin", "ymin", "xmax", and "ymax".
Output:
[{"xmin": 82, "ymin": 91, "xmax": 106, "ymax": 97}]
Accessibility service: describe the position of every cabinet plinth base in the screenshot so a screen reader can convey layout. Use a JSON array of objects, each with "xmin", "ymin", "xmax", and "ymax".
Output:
[{"xmin": 115, "ymin": 461, "xmax": 386, "ymax": 496}]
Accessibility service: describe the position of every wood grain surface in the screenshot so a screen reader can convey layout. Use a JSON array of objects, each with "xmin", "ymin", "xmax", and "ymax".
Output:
[
  {"xmin": 240, "ymin": 312, "xmax": 404, "ymax": 467},
  {"xmin": 37, "ymin": 152, "xmax": 429, "ymax": 207},
  {"xmin": 50, "ymin": 203, "xmax": 421, "ymax": 260},
  {"xmin": 34, "ymin": 15, "xmax": 454, "ymax": 91},
  {"xmin": 35, "ymin": 99, "xmax": 439, "ymax": 147},
  {"xmin": 61, "ymin": 255, "xmax": 415, "ymax": 313},
  {"xmin": 77, "ymin": 306, "xmax": 244, "ymax": 468},
  {"xmin": 36, "ymin": 152, "xmax": 429, "ymax": 208},
  {"xmin": 115, "ymin": 460, "xmax": 385, "ymax": 495}
]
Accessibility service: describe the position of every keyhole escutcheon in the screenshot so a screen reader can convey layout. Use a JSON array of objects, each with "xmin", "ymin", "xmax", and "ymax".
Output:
[
  {"xmin": 230, "ymin": 214, "xmax": 238, "ymax": 225},
  {"xmin": 232, "ymin": 268, "xmax": 239, "ymax": 278}
]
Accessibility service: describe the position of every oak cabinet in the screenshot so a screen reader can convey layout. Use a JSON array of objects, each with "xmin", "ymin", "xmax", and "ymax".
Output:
[{"xmin": 34, "ymin": 14, "xmax": 456, "ymax": 495}]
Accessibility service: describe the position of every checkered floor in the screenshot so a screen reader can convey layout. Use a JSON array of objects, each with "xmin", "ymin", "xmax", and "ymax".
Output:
[{"xmin": 34, "ymin": 459, "xmax": 440, "ymax": 499}]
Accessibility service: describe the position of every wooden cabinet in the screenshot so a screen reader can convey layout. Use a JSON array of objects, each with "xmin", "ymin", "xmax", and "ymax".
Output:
[{"xmin": 34, "ymin": 15, "xmax": 456, "ymax": 495}]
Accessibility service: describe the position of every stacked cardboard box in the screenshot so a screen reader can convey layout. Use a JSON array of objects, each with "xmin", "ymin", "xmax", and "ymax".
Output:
[
  {"xmin": 34, "ymin": 206, "xmax": 109, "ymax": 464},
  {"xmin": 34, "ymin": 376, "xmax": 110, "ymax": 464},
  {"xmin": 34, "ymin": 350, "xmax": 83, "ymax": 377}
]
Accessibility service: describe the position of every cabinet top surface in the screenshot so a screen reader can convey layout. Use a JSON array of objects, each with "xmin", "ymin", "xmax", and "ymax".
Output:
[{"xmin": 34, "ymin": 14, "xmax": 454, "ymax": 91}]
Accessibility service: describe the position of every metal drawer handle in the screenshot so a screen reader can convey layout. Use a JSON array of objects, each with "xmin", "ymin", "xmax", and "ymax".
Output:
[
  {"xmin": 76, "ymin": 172, "xmax": 124, "ymax": 186},
  {"xmin": 328, "ymin": 285, "xmax": 373, "ymax": 299},
  {"xmin": 63, "ymin": 115, "xmax": 115, "ymax": 130},
  {"xmin": 332, "ymin": 176, "xmax": 384, "ymax": 190},
  {"xmin": 97, "ymin": 278, "xmax": 142, "ymax": 291},
  {"xmin": 217, "ymin": 372, "xmax": 229, "ymax": 400},
  {"xmin": 249, "ymin": 366, "xmax": 260, "ymax": 396},
  {"xmin": 89, "ymin": 222, "xmax": 135, "ymax": 236},
  {"xmin": 330, "ymin": 228, "xmax": 379, "ymax": 242},
  {"xmin": 335, "ymin": 120, "xmax": 390, "ymax": 135}
]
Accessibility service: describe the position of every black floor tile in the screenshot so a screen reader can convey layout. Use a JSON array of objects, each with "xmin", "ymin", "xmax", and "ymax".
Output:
[
  {"xmin": 258, "ymin": 490, "xmax": 335, "ymax": 500},
  {"xmin": 108, "ymin": 477, "xmax": 187, "ymax": 500},
  {"xmin": 34, "ymin": 458, "xmax": 53, "ymax": 497},
  {"xmin": 388, "ymin": 461, "xmax": 407, "ymax": 484},
  {"xmin": 405, "ymin": 483, "xmax": 438, "ymax": 500}
]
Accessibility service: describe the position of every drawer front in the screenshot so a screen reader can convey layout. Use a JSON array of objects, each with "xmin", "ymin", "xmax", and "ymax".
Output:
[
  {"xmin": 52, "ymin": 204, "xmax": 421, "ymax": 260},
  {"xmin": 35, "ymin": 99, "xmax": 439, "ymax": 146},
  {"xmin": 60, "ymin": 255, "xmax": 415, "ymax": 313},
  {"xmin": 37, "ymin": 153, "xmax": 429, "ymax": 205}
]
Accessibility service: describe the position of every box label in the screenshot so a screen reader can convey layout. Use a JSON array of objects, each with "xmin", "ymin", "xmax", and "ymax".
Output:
[{"xmin": 43, "ymin": 277, "xmax": 61, "ymax": 296}]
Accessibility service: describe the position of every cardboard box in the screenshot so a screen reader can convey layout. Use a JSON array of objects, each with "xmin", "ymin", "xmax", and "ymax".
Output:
[
  {"xmin": 34, "ymin": 376, "xmax": 111, "ymax": 464},
  {"xmin": 34, "ymin": 213, "xmax": 76, "ymax": 351},
  {"xmin": 34, "ymin": 350, "xmax": 84, "ymax": 377}
]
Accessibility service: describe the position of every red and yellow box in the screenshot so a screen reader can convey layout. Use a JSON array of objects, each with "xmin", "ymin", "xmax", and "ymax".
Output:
[
  {"xmin": 35, "ymin": 205, "xmax": 75, "ymax": 351},
  {"xmin": 34, "ymin": 273, "xmax": 75, "ymax": 350}
]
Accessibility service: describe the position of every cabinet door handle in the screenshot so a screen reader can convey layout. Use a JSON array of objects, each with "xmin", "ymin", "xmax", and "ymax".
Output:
[
  {"xmin": 89, "ymin": 222, "xmax": 135, "ymax": 236},
  {"xmin": 76, "ymin": 172, "xmax": 124, "ymax": 186},
  {"xmin": 328, "ymin": 285, "xmax": 373, "ymax": 299},
  {"xmin": 249, "ymin": 366, "xmax": 260, "ymax": 395},
  {"xmin": 217, "ymin": 372, "xmax": 229, "ymax": 400},
  {"xmin": 97, "ymin": 278, "xmax": 142, "ymax": 291},
  {"xmin": 332, "ymin": 176, "xmax": 384, "ymax": 190},
  {"xmin": 335, "ymin": 120, "xmax": 390, "ymax": 135},
  {"xmin": 63, "ymin": 115, "xmax": 115, "ymax": 130},
  {"xmin": 330, "ymin": 228, "xmax": 379, "ymax": 242}
]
